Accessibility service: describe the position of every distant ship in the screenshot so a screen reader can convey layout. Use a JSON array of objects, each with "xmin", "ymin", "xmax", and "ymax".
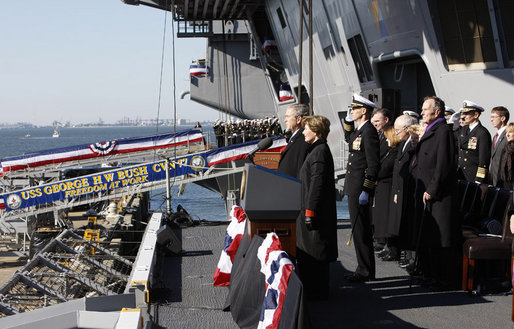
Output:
[{"xmin": 52, "ymin": 127, "xmax": 60, "ymax": 138}]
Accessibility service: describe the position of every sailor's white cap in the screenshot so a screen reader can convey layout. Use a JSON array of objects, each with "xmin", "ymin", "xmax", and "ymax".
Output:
[
  {"xmin": 460, "ymin": 100, "xmax": 484, "ymax": 113},
  {"xmin": 444, "ymin": 106, "xmax": 455, "ymax": 115},
  {"xmin": 350, "ymin": 93, "xmax": 377, "ymax": 109},
  {"xmin": 403, "ymin": 110, "xmax": 420, "ymax": 119}
]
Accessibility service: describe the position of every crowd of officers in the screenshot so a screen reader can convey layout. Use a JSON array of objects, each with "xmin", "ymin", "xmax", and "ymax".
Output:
[
  {"xmin": 340, "ymin": 94, "xmax": 514, "ymax": 290},
  {"xmin": 213, "ymin": 117, "xmax": 283, "ymax": 147}
]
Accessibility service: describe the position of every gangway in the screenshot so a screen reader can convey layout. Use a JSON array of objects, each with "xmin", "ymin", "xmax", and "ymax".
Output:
[
  {"xmin": 0, "ymin": 129, "xmax": 206, "ymax": 192},
  {"xmin": 0, "ymin": 136, "xmax": 287, "ymax": 223}
]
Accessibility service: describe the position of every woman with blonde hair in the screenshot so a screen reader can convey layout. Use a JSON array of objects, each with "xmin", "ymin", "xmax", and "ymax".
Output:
[
  {"xmin": 296, "ymin": 115, "xmax": 337, "ymax": 300},
  {"xmin": 373, "ymin": 126, "xmax": 400, "ymax": 261}
]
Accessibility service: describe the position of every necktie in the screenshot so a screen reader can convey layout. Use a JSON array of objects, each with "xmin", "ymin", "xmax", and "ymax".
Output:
[{"xmin": 493, "ymin": 133, "xmax": 498, "ymax": 147}]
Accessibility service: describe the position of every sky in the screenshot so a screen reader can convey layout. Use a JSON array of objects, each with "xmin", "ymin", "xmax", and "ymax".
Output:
[{"xmin": 0, "ymin": 1, "xmax": 220, "ymax": 125}]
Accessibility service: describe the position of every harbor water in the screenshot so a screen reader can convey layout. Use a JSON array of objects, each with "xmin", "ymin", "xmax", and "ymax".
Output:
[{"xmin": 0, "ymin": 125, "xmax": 349, "ymax": 221}]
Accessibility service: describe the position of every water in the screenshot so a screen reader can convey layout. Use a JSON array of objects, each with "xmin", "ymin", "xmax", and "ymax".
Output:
[{"xmin": 0, "ymin": 125, "xmax": 348, "ymax": 221}]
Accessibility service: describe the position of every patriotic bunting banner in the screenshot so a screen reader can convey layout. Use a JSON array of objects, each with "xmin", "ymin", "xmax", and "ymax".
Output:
[
  {"xmin": 257, "ymin": 233, "xmax": 294, "ymax": 329},
  {"xmin": 0, "ymin": 129, "xmax": 203, "ymax": 175},
  {"xmin": 213, "ymin": 205, "xmax": 247, "ymax": 286},
  {"xmin": 0, "ymin": 136, "xmax": 287, "ymax": 212},
  {"xmin": 206, "ymin": 137, "xmax": 286, "ymax": 166}
]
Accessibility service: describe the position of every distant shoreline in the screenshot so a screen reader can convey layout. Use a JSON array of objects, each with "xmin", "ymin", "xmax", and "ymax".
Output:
[{"xmin": 0, "ymin": 123, "xmax": 214, "ymax": 130}]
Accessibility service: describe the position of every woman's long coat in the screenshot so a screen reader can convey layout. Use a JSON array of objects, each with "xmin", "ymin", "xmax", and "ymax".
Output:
[{"xmin": 297, "ymin": 139, "xmax": 338, "ymax": 261}]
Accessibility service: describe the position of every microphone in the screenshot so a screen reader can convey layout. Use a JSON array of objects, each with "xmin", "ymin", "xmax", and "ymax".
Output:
[{"xmin": 246, "ymin": 137, "xmax": 273, "ymax": 159}]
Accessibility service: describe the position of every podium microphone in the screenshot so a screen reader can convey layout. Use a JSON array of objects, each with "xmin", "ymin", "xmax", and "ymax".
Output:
[{"xmin": 246, "ymin": 137, "xmax": 273, "ymax": 160}]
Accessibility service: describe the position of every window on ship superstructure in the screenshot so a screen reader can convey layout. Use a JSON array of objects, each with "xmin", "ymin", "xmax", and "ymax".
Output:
[
  {"xmin": 347, "ymin": 34, "xmax": 374, "ymax": 83},
  {"xmin": 436, "ymin": 0, "xmax": 497, "ymax": 70},
  {"xmin": 498, "ymin": 0, "xmax": 514, "ymax": 67}
]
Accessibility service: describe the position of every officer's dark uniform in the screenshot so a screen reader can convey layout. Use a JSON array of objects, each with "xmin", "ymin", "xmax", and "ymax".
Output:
[
  {"xmin": 342, "ymin": 95, "xmax": 380, "ymax": 281},
  {"xmin": 457, "ymin": 104, "xmax": 491, "ymax": 183}
]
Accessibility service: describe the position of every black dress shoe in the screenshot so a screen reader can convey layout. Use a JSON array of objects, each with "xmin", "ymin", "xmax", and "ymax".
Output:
[
  {"xmin": 344, "ymin": 273, "xmax": 373, "ymax": 283},
  {"xmin": 374, "ymin": 244, "xmax": 385, "ymax": 252},
  {"xmin": 382, "ymin": 253, "xmax": 399, "ymax": 261},
  {"xmin": 377, "ymin": 249, "xmax": 389, "ymax": 258}
]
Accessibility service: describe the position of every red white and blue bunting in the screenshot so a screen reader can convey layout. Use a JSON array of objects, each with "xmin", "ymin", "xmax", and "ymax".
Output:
[
  {"xmin": 213, "ymin": 205, "xmax": 247, "ymax": 286},
  {"xmin": 257, "ymin": 233, "xmax": 294, "ymax": 329}
]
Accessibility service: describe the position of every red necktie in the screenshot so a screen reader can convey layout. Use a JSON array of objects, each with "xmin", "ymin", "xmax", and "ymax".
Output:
[{"xmin": 493, "ymin": 133, "xmax": 498, "ymax": 147}]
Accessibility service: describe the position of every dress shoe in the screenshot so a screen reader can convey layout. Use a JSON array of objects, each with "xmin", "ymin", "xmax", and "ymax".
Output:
[
  {"xmin": 382, "ymin": 253, "xmax": 399, "ymax": 261},
  {"xmin": 344, "ymin": 273, "xmax": 373, "ymax": 283},
  {"xmin": 377, "ymin": 248, "xmax": 389, "ymax": 258}
]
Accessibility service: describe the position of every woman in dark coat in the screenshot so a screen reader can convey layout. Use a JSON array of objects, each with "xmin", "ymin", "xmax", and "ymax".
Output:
[
  {"xmin": 296, "ymin": 115, "xmax": 337, "ymax": 300},
  {"xmin": 372, "ymin": 126, "xmax": 399, "ymax": 260}
]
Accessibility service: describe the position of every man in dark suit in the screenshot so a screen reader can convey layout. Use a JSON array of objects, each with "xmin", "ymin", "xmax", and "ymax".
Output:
[
  {"xmin": 277, "ymin": 104, "xmax": 310, "ymax": 178},
  {"xmin": 343, "ymin": 94, "xmax": 380, "ymax": 282},
  {"xmin": 457, "ymin": 100, "xmax": 491, "ymax": 183},
  {"xmin": 412, "ymin": 96, "xmax": 458, "ymax": 290},
  {"xmin": 489, "ymin": 106, "xmax": 510, "ymax": 186},
  {"xmin": 370, "ymin": 107, "xmax": 393, "ymax": 254}
]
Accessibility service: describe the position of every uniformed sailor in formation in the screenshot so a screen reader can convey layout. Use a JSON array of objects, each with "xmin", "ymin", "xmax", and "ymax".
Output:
[
  {"xmin": 212, "ymin": 117, "xmax": 283, "ymax": 147},
  {"xmin": 457, "ymin": 100, "xmax": 491, "ymax": 183},
  {"xmin": 342, "ymin": 94, "xmax": 380, "ymax": 282}
]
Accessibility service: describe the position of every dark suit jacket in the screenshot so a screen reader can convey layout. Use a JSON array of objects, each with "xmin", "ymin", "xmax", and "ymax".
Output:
[
  {"xmin": 342, "ymin": 120, "xmax": 380, "ymax": 196},
  {"xmin": 412, "ymin": 119, "xmax": 457, "ymax": 248},
  {"xmin": 490, "ymin": 129, "xmax": 507, "ymax": 186},
  {"xmin": 297, "ymin": 139, "xmax": 338, "ymax": 262},
  {"xmin": 372, "ymin": 145, "xmax": 398, "ymax": 238},
  {"xmin": 457, "ymin": 122, "xmax": 492, "ymax": 183},
  {"xmin": 388, "ymin": 140, "xmax": 415, "ymax": 242},
  {"xmin": 278, "ymin": 128, "xmax": 310, "ymax": 179}
]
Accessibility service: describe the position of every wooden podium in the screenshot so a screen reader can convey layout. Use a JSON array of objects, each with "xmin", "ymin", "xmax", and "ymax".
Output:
[{"xmin": 241, "ymin": 163, "xmax": 300, "ymax": 257}]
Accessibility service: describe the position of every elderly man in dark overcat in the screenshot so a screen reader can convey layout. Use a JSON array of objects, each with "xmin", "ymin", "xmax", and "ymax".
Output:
[
  {"xmin": 342, "ymin": 94, "xmax": 380, "ymax": 282},
  {"xmin": 411, "ymin": 96, "xmax": 458, "ymax": 291}
]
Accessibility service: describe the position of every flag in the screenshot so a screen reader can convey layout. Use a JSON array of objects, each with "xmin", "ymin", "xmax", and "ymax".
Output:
[
  {"xmin": 213, "ymin": 205, "xmax": 247, "ymax": 286},
  {"xmin": 279, "ymin": 84, "xmax": 294, "ymax": 102},
  {"xmin": 257, "ymin": 233, "xmax": 294, "ymax": 329},
  {"xmin": 189, "ymin": 64, "xmax": 208, "ymax": 77},
  {"xmin": 0, "ymin": 196, "xmax": 5, "ymax": 210}
]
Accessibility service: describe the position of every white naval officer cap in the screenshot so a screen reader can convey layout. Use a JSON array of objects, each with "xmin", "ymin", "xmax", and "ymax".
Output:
[
  {"xmin": 350, "ymin": 93, "xmax": 377, "ymax": 109},
  {"xmin": 460, "ymin": 100, "xmax": 484, "ymax": 113},
  {"xmin": 402, "ymin": 110, "xmax": 420, "ymax": 119},
  {"xmin": 444, "ymin": 106, "xmax": 455, "ymax": 115}
]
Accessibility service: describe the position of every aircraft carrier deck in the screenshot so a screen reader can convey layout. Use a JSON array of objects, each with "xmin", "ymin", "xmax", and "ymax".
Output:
[{"xmin": 151, "ymin": 220, "xmax": 513, "ymax": 329}]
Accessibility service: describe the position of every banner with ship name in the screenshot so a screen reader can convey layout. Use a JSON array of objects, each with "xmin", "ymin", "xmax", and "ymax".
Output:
[
  {"xmin": 0, "ymin": 136, "xmax": 287, "ymax": 212},
  {"xmin": 0, "ymin": 153, "xmax": 208, "ymax": 212}
]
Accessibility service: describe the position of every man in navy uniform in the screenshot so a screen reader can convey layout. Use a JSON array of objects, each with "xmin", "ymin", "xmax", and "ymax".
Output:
[
  {"xmin": 457, "ymin": 100, "xmax": 491, "ymax": 183},
  {"xmin": 343, "ymin": 94, "xmax": 380, "ymax": 282},
  {"xmin": 278, "ymin": 104, "xmax": 310, "ymax": 179},
  {"xmin": 489, "ymin": 106, "xmax": 510, "ymax": 186}
]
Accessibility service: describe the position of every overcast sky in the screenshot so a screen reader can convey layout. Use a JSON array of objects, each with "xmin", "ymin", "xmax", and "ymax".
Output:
[{"xmin": 1, "ymin": 1, "xmax": 220, "ymax": 125}]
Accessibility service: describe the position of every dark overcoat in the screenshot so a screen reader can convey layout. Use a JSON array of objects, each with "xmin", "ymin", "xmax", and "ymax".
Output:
[
  {"xmin": 372, "ymin": 145, "xmax": 397, "ymax": 239},
  {"xmin": 412, "ymin": 119, "xmax": 458, "ymax": 248},
  {"xmin": 297, "ymin": 139, "xmax": 338, "ymax": 262},
  {"xmin": 388, "ymin": 140, "xmax": 416, "ymax": 245},
  {"xmin": 457, "ymin": 122, "xmax": 491, "ymax": 183},
  {"xmin": 278, "ymin": 128, "xmax": 310, "ymax": 179}
]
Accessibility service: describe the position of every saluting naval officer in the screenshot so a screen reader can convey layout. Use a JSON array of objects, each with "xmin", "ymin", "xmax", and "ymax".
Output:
[
  {"xmin": 457, "ymin": 100, "xmax": 491, "ymax": 183},
  {"xmin": 343, "ymin": 94, "xmax": 380, "ymax": 282}
]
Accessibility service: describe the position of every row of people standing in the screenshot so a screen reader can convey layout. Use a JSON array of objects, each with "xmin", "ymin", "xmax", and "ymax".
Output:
[{"xmin": 212, "ymin": 117, "xmax": 282, "ymax": 148}]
